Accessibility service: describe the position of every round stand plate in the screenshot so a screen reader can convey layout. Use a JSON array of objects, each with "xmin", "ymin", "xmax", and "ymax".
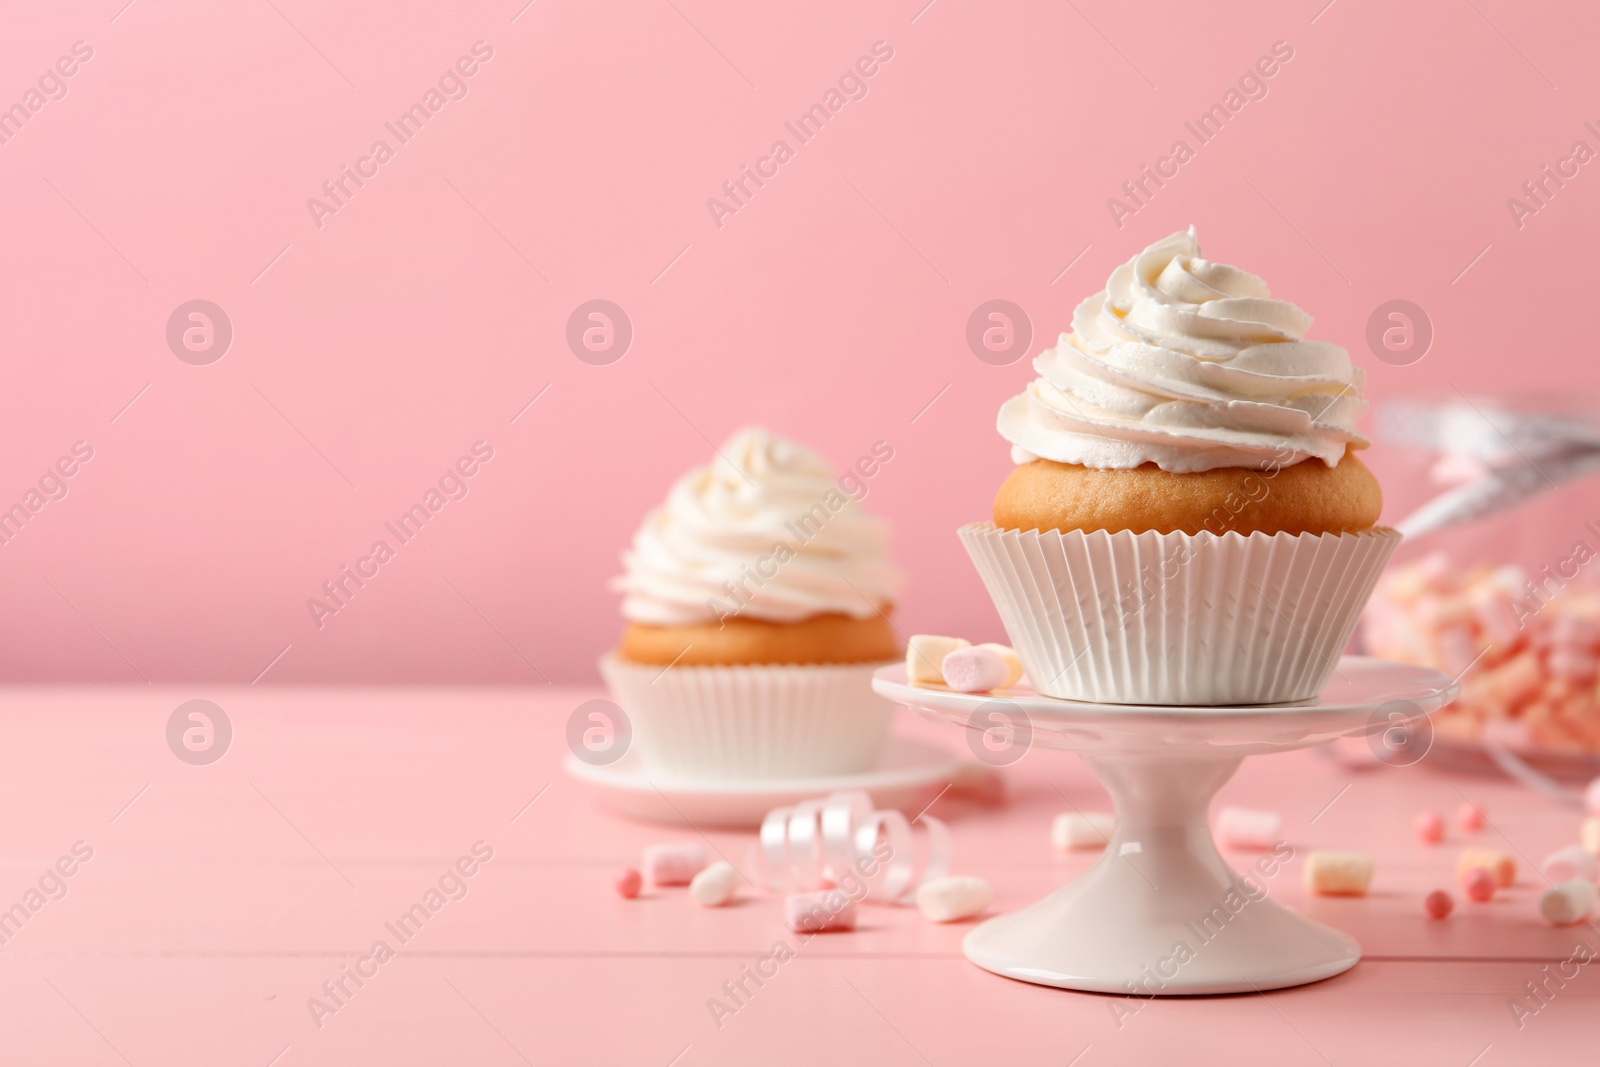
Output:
[{"xmin": 873, "ymin": 656, "xmax": 1458, "ymax": 995}]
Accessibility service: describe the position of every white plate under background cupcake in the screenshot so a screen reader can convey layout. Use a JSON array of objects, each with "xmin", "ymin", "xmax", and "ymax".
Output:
[
  {"xmin": 563, "ymin": 735, "xmax": 964, "ymax": 829},
  {"xmin": 586, "ymin": 428, "xmax": 946, "ymax": 787}
]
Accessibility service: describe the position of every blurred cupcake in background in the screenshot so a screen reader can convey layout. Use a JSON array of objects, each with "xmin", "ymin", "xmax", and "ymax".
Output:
[{"xmin": 603, "ymin": 428, "xmax": 904, "ymax": 779}]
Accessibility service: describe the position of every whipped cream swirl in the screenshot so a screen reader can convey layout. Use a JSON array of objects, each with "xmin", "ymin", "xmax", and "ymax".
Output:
[
  {"xmin": 614, "ymin": 428, "xmax": 903, "ymax": 626},
  {"xmin": 999, "ymin": 227, "xmax": 1368, "ymax": 473}
]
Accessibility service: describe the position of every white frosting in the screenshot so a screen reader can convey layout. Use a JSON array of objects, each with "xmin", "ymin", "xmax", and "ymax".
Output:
[
  {"xmin": 614, "ymin": 428, "xmax": 902, "ymax": 626},
  {"xmin": 999, "ymin": 227, "xmax": 1369, "ymax": 473}
]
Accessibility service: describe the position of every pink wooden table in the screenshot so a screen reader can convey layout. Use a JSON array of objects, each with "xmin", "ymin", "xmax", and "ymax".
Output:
[{"xmin": 3, "ymin": 686, "xmax": 1593, "ymax": 1065}]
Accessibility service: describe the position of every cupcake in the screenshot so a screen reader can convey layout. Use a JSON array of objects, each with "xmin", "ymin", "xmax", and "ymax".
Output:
[
  {"xmin": 963, "ymin": 227, "xmax": 1399, "ymax": 705},
  {"xmin": 603, "ymin": 428, "xmax": 904, "ymax": 778}
]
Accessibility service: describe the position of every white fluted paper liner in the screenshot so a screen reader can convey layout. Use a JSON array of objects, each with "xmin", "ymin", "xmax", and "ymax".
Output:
[
  {"xmin": 599, "ymin": 655, "xmax": 897, "ymax": 780},
  {"xmin": 960, "ymin": 523, "xmax": 1402, "ymax": 706}
]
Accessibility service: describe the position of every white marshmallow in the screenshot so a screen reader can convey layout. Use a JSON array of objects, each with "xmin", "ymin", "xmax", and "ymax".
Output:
[
  {"xmin": 941, "ymin": 646, "xmax": 1010, "ymax": 693},
  {"xmin": 688, "ymin": 861, "xmax": 739, "ymax": 906},
  {"xmin": 1304, "ymin": 851, "xmax": 1374, "ymax": 896},
  {"xmin": 916, "ymin": 875, "xmax": 993, "ymax": 922},
  {"xmin": 1539, "ymin": 878, "xmax": 1598, "ymax": 926},
  {"xmin": 907, "ymin": 635, "xmax": 969, "ymax": 685},
  {"xmin": 978, "ymin": 643, "xmax": 1025, "ymax": 687},
  {"xmin": 641, "ymin": 842, "xmax": 707, "ymax": 886},
  {"xmin": 1543, "ymin": 845, "xmax": 1600, "ymax": 885},
  {"xmin": 1052, "ymin": 811, "xmax": 1115, "ymax": 851},
  {"xmin": 1215, "ymin": 806, "xmax": 1282, "ymax": 851},
  {"xmin": 1582, "ymin": 817, "xmax": 1600, "ymax": 857}
]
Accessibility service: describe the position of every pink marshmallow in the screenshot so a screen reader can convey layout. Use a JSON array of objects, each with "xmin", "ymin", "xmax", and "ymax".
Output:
[
  {"xmin": 614, "ymin": 867, "xmax": 642, "ymax": 899},
  {"xmin": 1215, "ymin": 806, "xmax": 1281, "ymax": 851},
  {"xmin": 1543, "ymin": 845, "xmax": 1600, "ymax": 885},
  {"xmin": 1417, "ymin": 552, "xmax": 1455, "ymax": 588},
  {"xmin": 1468, "ymin": 588, "xmax": 1521, "ymax": 648},
  {"xmin": 1457, "ymin": 801, "xmax": 1486, "ymax": 834},
  {"xmin": 1482, "ymin": 652, "xmax": 1542, "ymax": 708},
  {"xmin": 785, "ymin": 890, "xmax": 858, "ymax": 933},
  {"xmin": 1416, "ymin": 595, "xmax": 1471, "ymax": 630},
  {"xmin": 940, "ymin": 645, "xmax": 1010, "ymax": 693},
  {"xmin": 1546, "ymin": 647, "xmax": 1600, "ymax": 683},
  {"xmin": 642, "ymin": 843, "xmax": 707, "ymax": 886},
  {"xmin": 1585, "ymin": 776, "xmax": 1600, "ymax": 816},
  {"xmin": 1413, "ymin": 810, "xmax": 1445, "ymax": 845},
  {"xmin": 1435, "ymin": 627, "xmax": 1482, "ymax": 678},
  {"xmin": 1551, "ymin": 611, "xmax": 1600, "ymax": 649}
]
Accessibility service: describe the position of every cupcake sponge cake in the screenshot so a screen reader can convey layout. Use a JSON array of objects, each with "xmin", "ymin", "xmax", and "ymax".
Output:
[{"xmin": 995, "ymin": 454, "xmax": 1381, "ymax": 537}]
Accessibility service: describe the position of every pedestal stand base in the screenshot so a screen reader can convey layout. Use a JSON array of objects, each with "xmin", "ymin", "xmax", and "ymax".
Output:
[{"xmin": 964, "ymin": 754, "xmax": 1357, "ymax": 995}]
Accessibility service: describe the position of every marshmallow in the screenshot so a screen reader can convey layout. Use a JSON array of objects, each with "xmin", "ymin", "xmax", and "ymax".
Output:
[
  {"xmin": 1481, "ymin": 653, "xmax": 1542, "ymax": 710},
  {"xmin": 1552, "ymin": 611, "xmax": 1600, "ymax": 649},
  {"xmin": 1458, "ymin": 849, "xmax": 1516, "ymax": 887},
  {"xmin": 1052, "ymin": 811, "xmax": 1114, "ymax": 851},
  {"xmin": 1585, "ymin": 777, "xmax": 1600, "ymax": 816},
  {"xmin": 1304, "ymin": 851, "xmax": 1374, "ymax": 897},
  {"xmin": 950, "ymin": 762, "xmax": 1011, "ymax": 806},
  {"xmin": 1543, "ymin": 845, "xmax": 1600, "ymax": 885},
  {"xmin": 1540, "ymin": 878, "xmax": 1599, "ymax": 926},
  {"xmin": 1215, "ymin": 806, "xmax": 1282, "ymax": 851},
  {"xmin": 1424, "ymin": 890, "xmax": 1454, "ymax": 919},
  {"xmin": 689, "ymin": 861, "xmax": 739, "ymax": 907},
  {"xmin": 915, "ymin": 875, "xmax": 993, "ymax": 923},
  {"xmin": 1367, "ymin": 558, "xmax": 1600, "ymax": 754},
  {"xmin": 785, "ymin": 889, "xmax": 858, "ymax": 933},
  {"xmin": 1582, "ymin": 817, "xmax": 1600, "ymax": 857},
  {"xmin": 1468, "ymin": 587, "xmax": 1520, "ymax": 648},
  {"xmin": 1434, "ymin": 626, "xmax": 1482, "ymax": 678},
  {"xmin": 642, "ymin": 843, "xmax": 707, "ymax": 886},
  {"xmin": 978, "ymin": 643, "xmax": 1025, "ymax": 687},
  {"xmin": 907, "ymin": 635, "xmax": 969, "ymax": 685},
  {"xmin": 1462, "ymin": 867, "xmax": 1496, "ymax": 902},
  {"xmin": 1456, "ymin": 802, "xmax": 1487, "ymax": 834},
  {"xmin": 1545, "ymin": 648, "xmax": 1599, "ymax": 682},
  {"xmin": 941, "ymin": 645, "xmax": 1011, "ymax": 693},
  {"xmin": 1413, "ymin": 810, "xmax": 1446, "ymax": 845},
  {"xmin": 614, "ymin": 867, "xmax": 642, "ymax": 899}
]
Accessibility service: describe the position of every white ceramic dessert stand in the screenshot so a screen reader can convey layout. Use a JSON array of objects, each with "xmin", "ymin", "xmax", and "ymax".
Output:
[{"xmin": 873, "ymin": 656, "xmax": 1459, "ymax": 995}]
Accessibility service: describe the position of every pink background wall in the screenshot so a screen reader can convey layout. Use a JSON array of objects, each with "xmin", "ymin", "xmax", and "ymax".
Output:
[{"xmin": 0, "ymin": 0, "xmax": 1594, "ymax": 684}]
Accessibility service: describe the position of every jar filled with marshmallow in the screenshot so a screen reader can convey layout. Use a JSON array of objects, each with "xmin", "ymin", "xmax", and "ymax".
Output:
[{"xmin": 1363, "ymin": 394, "xmax": 1600, "ymax": 768}]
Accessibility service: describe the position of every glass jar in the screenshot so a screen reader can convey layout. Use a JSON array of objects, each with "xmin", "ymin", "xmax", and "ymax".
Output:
[{"xmin": 1362, "ymin": 393, "xmax": 1600, "ymax": 777}]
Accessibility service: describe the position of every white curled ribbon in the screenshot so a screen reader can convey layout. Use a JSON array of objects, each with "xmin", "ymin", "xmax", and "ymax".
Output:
[
  {"xmin": 755, "ymin": 790, "xmax": 950, "ymax": 904},
  {"xmin": 1379, "ymin": 399, "xmax": 1600, "ymax": 539}
]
